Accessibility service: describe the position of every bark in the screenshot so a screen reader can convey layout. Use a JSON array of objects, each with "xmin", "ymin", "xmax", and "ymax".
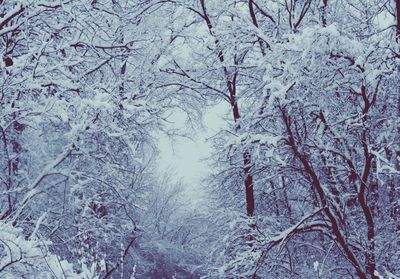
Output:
[
  {"xmin": 359, "ymin": 84, "xmax": 378, "ymax": 279},
  {"xmin": 0, "ymin": 4, "xmax": 25, "ymax": 31},
  {"xmin": 396, "ymin": 0, "xmax": 400, "ymax": 39},
  {"xmin": 280, "ymin": 107, "xmax": 367, "ymax": 279},
  {"xmin": 395, "ymin": 0, "xmax": 400, "ymax": 235},
  {"xmin": 269, "ymin": 181, "xmax": 280, "ymax": 216},
  {"xmin": 0, "ymin": 127, "xmax": 13, "ymax": 220},
  {"xmin": 281, "ymin": 176, "xmax": 293, "ymax": 221},
  {"xmin": 357, "ymin": 150, "xmax": 377, "ymax": 279},
  {"xmin": 248, "ymin": 0, "xmax": 266, "ymax": 55},
  {"xmin": 243, "ymin": 150, "xmax": 255, "ymax": 216},
  {"xmin": 119, "ymin": 61, "xmax": 126, "ymax": 110},
  {"xmin": 200, "ymin": 0, "xmax": 255, "ymax": 217},
  {"xmin": 321, "ymin": 0, "xmax": 328, "ymax": 27}
]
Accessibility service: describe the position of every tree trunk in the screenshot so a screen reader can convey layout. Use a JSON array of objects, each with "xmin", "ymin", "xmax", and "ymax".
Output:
[
  {"xmin": 396, "ymin": 0, "xmax": 400, "ymax": 39},
  {"xmin": 200, "ymin": 0, "xmax": 255, "ymax": 217},
  {"xmin": 321, "ymin": 0, "xmax": 328, "ymax": 27},
  {"xmin": 248, "ymin": 0, "xmax": 266, "ymax": 55}
]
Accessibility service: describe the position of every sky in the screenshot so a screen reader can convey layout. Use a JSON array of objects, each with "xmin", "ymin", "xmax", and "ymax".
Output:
[{"xmin": 157, "ymin": 102, "xmax": 228, "ymax": 201}]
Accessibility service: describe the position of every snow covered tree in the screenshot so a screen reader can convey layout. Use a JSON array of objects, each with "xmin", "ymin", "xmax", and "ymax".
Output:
[
  {"xmin": 1, "ymin": 0, "xmax": 399, "ymax": 278},
  {"xmin": 159, "ymin": 0, "xmax": 400, "ymax": 278},
  {"xmin": 1, "ymin": 1, "xmax": 199, "ymax": 277}
]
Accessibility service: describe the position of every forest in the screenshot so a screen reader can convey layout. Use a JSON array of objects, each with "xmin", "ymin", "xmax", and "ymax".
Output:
[{"xmin": 1, "ymin": 0, "xmax": 399, "ymax": 278}]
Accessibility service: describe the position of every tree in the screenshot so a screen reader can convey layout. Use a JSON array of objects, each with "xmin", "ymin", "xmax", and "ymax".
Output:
[
  {"xmin": 1, "ymin": 1, "xmax": 193, "ymax": 277},
  {"xmin": 0, "ymin": 220, "xmax": 97, "ymax": 278},
  {"xmin": 1, "ymin": 0, "xmax": 400, "ymax": 278},
  {"xmin": 159, "ymin": 0, "xmax": 400, "ymax": 277},
  {"xmin": 207, "ymin": 1, "xmax": 400, "ymax": 277}
]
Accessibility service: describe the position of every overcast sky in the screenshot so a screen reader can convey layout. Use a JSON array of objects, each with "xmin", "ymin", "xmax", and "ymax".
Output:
[{"xmin": 157, "ymin": 102, "xmax": 228, "ymax": 200}]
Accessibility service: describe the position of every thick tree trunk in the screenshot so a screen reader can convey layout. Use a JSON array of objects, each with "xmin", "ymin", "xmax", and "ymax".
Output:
[{"xmin": 243, "ymin": 150, "xmax": 255, "ymax": 216}]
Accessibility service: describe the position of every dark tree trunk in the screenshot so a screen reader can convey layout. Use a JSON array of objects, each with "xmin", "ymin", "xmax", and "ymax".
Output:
[
  {"xmin": 248, "ymin": 0, "xmax": 266, "ymax": 55},
  {"xmin": 321, "ymin": 0, "xmax": 328, "ymax": 27},
  {"xmin": 281, "ymin": 107, "xmax": 368, "ymax": 279},
  {"xmin": 396, "ymin": 0, "xmax": 400, "ymax": 39},
  {"xmin": 200, "ymin": 0, "xmax": 255, "ymax": 217}
]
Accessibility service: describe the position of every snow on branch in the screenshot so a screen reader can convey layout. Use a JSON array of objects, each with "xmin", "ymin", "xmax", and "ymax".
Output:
[
  {"xmin": 10, "ymin": 144, "xmax": 75, "ymax": 222},
  {"xmin": 264, "ymin": 207, "xmax": 326, "ymax": 254},
  {"xmin": 0, "ymin": 4, "xmax": 25, "ymax": 31}
]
